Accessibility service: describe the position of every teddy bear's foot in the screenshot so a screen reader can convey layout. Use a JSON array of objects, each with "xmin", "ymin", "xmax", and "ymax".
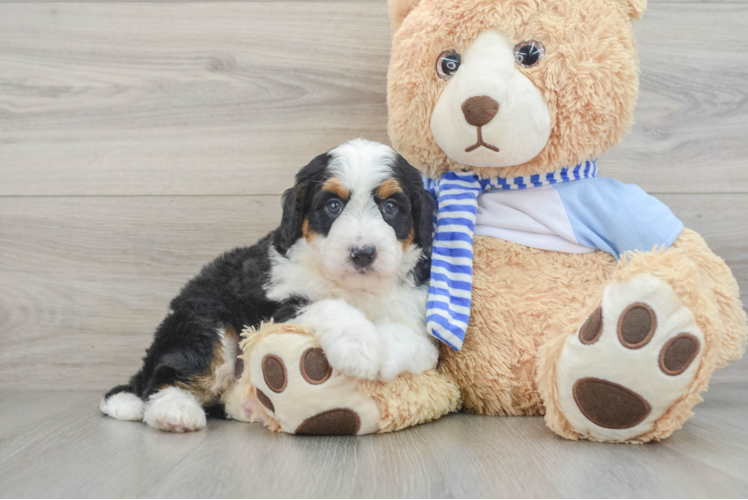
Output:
[
  {"xmin": 247, "ymin": 330, "xmax": 381, "ymax": 435},
  {"xmin": 556, "ymin": 273, "xmax": 705, "ymax": 443},
  {"xmin": 223, "ymin": 322, "xmax": 462, "ymax": 435}
]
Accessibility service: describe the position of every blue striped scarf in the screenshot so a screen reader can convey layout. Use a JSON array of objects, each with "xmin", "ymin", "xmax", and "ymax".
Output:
[{"xmin": 425, "ymin": 161, "xmax": 598, "ymax": 350}]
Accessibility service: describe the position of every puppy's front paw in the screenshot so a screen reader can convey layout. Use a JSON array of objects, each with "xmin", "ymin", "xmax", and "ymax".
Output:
[
  {"xmin": 322, "ymin": 324, "xmax": 383, "ymax": 380},
  {"xmin": 379, "ymin": 341, "xmax": 438, "ymax": 382}
]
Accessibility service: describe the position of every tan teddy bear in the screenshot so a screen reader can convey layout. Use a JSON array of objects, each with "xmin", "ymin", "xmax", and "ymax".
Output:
[
  {"xmin": 228, "ymin": 0, "xmax": 745, "ymax": 443},
  {"xmin": 386, "ymin": 0, "xmax": 747, "ymax": 442}
]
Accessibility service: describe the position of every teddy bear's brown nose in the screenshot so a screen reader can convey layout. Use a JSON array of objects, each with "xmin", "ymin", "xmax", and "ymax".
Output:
[{"xmin": 461, "ymin": 95, "xmax": 499, "ymax": 127}]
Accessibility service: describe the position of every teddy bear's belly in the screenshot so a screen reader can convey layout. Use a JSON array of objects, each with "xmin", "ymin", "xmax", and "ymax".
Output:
[{"xmin": 438, "ymin": 235, "xmax": 617, "ymax": 416}]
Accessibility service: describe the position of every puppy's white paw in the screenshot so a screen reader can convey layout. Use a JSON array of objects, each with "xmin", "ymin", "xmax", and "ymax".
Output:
[
  {"xmin": 379, "ymin": 342, "xmax": 438, "ymax": 382},
  {"xmin": 143, "ymin": 387, "xmax": 206, "ymax": 432},
  {"xmin": 378, "ymin": 364, "xmax": 402, "ymax": 383},
  {"xmin": 321, "ymin": 323, "xmax": 384, "ymax": 380},
  {"xmin": 100, "ymin": 392, "xmax": 144, "ymax": 421}
]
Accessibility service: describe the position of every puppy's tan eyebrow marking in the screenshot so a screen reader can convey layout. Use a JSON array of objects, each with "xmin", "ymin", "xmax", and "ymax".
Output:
[
  {"xmin": 376, "ymin": 178, "xmax": 403, "ymax": 199},
  {"xmin": 322, "ymin": 177, "xmax": 350, "ymax": 200}
]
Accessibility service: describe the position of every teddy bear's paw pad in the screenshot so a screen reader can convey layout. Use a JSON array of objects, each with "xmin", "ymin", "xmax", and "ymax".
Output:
[
  {"xmin": 296, "ymin": 408, "xmax": 361, "ymax": 435},
  {"xmin": 572, "ymin": 378, "xmax": 651, "ymax": 429},
  {"xmin": 558, "ymin": 274, "xmax": 704, "ymax": 442},
  {"xmin": 249, "ymin": 332, "xmax": 380, "ymax": 435},
  {"xmin": 300, "ymin": 347, "xmax": 333, "ymax": 384},
  {"xmin": 255, "ymin": 388, "xmax": 275, "ymax": 413},
  {"xmin": 660, "ymin": 334, "xmax": 701, "ymax": 376},
  {"xmin": 262, "ymin": 354, "xmax": 288, "ymax": 393}
]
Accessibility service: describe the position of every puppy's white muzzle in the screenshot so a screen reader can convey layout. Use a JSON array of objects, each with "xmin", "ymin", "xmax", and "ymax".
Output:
[{"xmin": 320, "ymin": 205, "xmax": 402, "ymax": 285}]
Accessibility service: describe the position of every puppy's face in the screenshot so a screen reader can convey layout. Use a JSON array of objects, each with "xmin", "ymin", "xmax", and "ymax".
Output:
[{"xmin": 276, "ymin": 140, "xmax": 434, "ymax": 289}]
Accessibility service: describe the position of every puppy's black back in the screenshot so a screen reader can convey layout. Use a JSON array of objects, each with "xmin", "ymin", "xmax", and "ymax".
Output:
[{"xmin": 104, "ymin": 232, "xmax": 302, "ymax": 403}]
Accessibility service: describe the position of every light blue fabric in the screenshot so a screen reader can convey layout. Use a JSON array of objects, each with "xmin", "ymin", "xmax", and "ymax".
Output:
[{"xmin": 553, "ymin": 177, "xmax": 683, "ymax": 259}]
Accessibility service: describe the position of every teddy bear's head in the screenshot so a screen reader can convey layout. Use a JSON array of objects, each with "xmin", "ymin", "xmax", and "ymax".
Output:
[{"xmin": 387, "ymin": 0, "xmax": 646, "ymax": 179}]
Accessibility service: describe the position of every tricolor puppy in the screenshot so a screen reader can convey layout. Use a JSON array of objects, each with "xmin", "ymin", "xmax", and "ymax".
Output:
[{"xmin": 100, "ymin": 139, "xmax": 438, "ymax": 432}]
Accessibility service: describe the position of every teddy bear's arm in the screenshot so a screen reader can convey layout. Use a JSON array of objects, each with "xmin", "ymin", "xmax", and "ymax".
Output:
[{"xmin": 553, "ymin": 177, "xmax": 683, "ymax": 258}]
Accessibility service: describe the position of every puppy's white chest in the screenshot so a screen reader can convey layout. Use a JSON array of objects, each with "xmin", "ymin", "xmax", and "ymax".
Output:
[{"xmin": 342, "ymin": 291, "xmax": 409, "ymax": 323}]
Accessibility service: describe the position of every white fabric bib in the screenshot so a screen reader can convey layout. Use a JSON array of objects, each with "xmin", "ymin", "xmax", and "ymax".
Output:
[{"xmin": 475, "ymin": 185, "xmax": 595, "ymax": 254}]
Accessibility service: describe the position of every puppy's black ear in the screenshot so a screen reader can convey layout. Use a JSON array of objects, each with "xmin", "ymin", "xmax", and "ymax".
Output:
[
  {"xmin": 274, "ymin": 183, "xmax": 305, "ymax": 254},
  {"xmin": 414, "ymin": 186, "xmax": 435, "ymax": 251},
  {"xmin": 273, "ymin": 152, "xmax": 332, "ymax": 254},
  {"xmin": 394, "ymin": 153, "xmax": 435, "ymax": 251}
]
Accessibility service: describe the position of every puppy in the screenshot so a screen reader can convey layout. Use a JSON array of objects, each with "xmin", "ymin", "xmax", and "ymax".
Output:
[{"xmin": 100, "ymin": 139, "xmax": 438, "ymax": 432}]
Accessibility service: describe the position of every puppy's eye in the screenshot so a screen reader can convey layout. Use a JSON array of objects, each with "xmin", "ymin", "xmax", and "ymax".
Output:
[
  {"xmin": 326, "ymin": 199, "xmax": 342, "ymax": 215},
  {"xmin": 514, "ymin": 40, "xmax": 545, "ymax": 68},
  {"xmin": 382, "ymin": 200, "xmax": 398, "ymax": 215},
  {"xmin": 436, "ymin": 50, "xmax": 461, "ymax": 80}
]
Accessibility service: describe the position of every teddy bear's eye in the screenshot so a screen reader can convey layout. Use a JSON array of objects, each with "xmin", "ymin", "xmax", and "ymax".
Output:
[
  {"xmin": 514, "ymin": 40, "xmax": 546, "ymax": 68},
  {"xmin": 436, "ymin": 50, "xmax": 461, "ymax": 80}
]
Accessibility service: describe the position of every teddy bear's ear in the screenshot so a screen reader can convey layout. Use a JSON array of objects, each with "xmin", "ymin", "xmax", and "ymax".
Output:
[
  {"xmin": 626, "ymin": 0, "xmax": 647, "ymax": 20},
  {"xmin": 389, "ymin": 0, "xmax": 422, "ymax": 32}
]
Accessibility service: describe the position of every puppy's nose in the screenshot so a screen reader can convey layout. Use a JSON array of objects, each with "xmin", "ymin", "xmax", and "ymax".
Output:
[
  {"xmin": 461, "ymin": 95, "xmax": 499, "ymax": 127},
  {"xmin": 350, "ymin": 246, "xmax": 377, "ymax": 268}
]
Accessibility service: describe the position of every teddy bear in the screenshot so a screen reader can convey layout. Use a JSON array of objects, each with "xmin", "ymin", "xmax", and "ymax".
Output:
[
  {"xmin": 386, "ymin": 0, "xmax": 747, "ymax": 443},
  {"xmin": 227, "ymin": 0, "xmax": 746, "ymax": 443}
]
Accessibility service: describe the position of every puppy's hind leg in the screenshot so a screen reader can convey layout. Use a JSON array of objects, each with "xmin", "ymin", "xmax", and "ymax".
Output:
[
  {"xmin": 100, "ymin": 384, "xmax": 145, "ymax": 422},
  {"xmin": 132, "ymin": 356, "xmax": 206, "ymax": 433},
  {"xmin": 143, "ymin": 385, "xmax": 207, "ymax": 433},
  {"xmin": 101, "ymin": 367, "xmax": 207, "ymax": 432},
  {"xmin": 103, "ymin": 309, "xmax": 236, "ymax": 432}
]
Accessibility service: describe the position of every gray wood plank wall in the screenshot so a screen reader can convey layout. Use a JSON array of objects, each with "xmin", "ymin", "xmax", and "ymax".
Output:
[{"xmin": 1, "ymin": 1, "xmax": 747, "ymax": 391}]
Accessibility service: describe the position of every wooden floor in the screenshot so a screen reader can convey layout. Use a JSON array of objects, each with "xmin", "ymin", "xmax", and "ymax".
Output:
[
  {"xmin": 1, "ymin": 0, "xmax": 748, "ymax": 498},
  {"xmin": 2, "ymin": 357, "xmax": 748, "ymax": 498}
]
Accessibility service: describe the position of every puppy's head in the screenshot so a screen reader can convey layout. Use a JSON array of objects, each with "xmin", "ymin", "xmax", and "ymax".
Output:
[{"xmin": 275, "ymin": 139, "xmax": 434, "ymax": 288}]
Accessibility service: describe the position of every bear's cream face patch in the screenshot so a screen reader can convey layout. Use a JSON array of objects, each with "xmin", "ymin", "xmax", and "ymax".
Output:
[{"xmin": 430, "ymin": 29, "xmax": 551, "ymax": 169}]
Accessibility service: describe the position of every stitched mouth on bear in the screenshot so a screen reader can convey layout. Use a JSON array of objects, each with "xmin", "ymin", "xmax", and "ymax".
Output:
[{"xmin": 465, "ymin": 127, "xmax": 499, "ymax": 153}]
